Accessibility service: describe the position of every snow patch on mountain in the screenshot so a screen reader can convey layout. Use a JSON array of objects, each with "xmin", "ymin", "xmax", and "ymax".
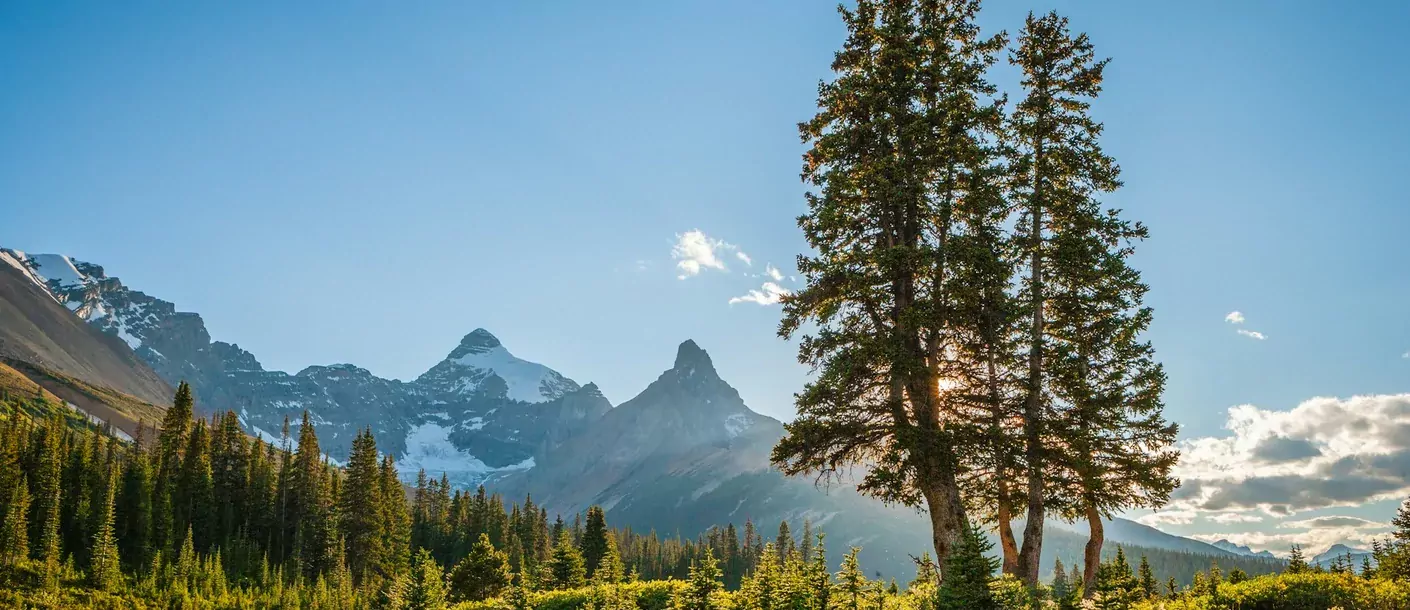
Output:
[
  {"xmin": 724, "ymin": 412, "xmax": 752, "ymax": 438},
  {"xmin": 451, "ymin": 339, "xmax": 572, "ymax": 402},
  {"xmin": 396, "ymin": 421, "xmax": 535, "ymax": 487}
]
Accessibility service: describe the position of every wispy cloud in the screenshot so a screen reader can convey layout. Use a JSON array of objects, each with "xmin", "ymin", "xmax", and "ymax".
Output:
[
  {"xmin": 729, "ymin": 281, "xmax": 790, "ymax": 306},
  {"xmin": 1209, "ymin": 512, "xmax": 1264, "ymax": 524},
  {"xmin": 764, "ymin": 264, "xmax": 784, "ymax": 282},
  {"xmin": 1137, "ymin": 510, "xmax": 1198, "ymax": 526},
  {"xmin": 1402, "ymin": 351, "xmax": 1409, "ymax": 359},
  {"xmin": 672, "ymin": 230, "xmax": 737, "ymax": 279},
  {"xmin": 735, "ymin": 251, "xmax": 752, "ymax": 266},
  {"xmin": 1225, "ymin": 310, "xmax": 1266, "ymax": 340}
]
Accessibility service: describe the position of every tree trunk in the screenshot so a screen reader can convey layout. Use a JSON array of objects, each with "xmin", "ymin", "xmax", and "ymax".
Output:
[
  {"xmin": 1083, "ymin": 504, "xmax": 1103, "ymax": 598},
  {"xmin": 920, "ymin": 472, "xmax": 967, "ymax": 582},
  {"xmin": 996, "ymin": 498, "xmax": 1019, "ymax": 575},
  {"xmin": 1016, "ymin": 100, "xmax": 1049, "ymax": 589}
]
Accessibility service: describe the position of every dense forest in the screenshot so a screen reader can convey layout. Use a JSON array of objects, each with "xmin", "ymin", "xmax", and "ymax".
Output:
[{"xmin": 4, "ymin": 379, "xmax": 1410, "ymax": 608}]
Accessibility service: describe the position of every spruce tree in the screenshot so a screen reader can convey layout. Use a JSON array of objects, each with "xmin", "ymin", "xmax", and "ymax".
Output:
[
  {"xmin": 581, "ymin": 505, "xmax": 610, "ymax": 579},
  {"xmin": 154, "ymin": 381, "xmax": 194, "ymax": 553},
  {"xmin": 837, "ymin": 547, "xmax": 867, "ymax": 610},
  {"xmin": 547, "ymin": 529, "xmax": 586, "ymax": 589},
  {"xmin": 405, "ymin": 548, "xmax": 448, "ymax": 610},
  {"xmin": 380, "ymin": 454, "xmax": 412, "ymax": 578},
  {"xmin": 773, "ymin": 0, "xmax": 1007, "ymax": 576},
  {"xmin": 117, "ymin": 440, "xmax": 153, "ymax": 568},
  {"xmin": 934, "ymin": 521, "xmax": 998, "ymax": 610},
  {"xmin": 1011, "ymin": 11, "xmax": 1177, "ymax": 589},
  {"xmin": 1286, "ymin": 545, "xmax": 1309, "ymax": 574},
  {"xmin": 32, "ymin": 417, "xmax": 64, "ymax": 588},
  {"xmin": 342, "ymin": 428, "xmax": 386, "ymax": 585},
  {"xmin": 680, "ymin": 548, "xmax": 723, "ymax": 610},
  {"xmin": 88, "ymin": 463, "xmax": 122, "ymax": 591},
  {"xmin": 1137, "ymin": 555, "xmax": 1156, "ymax": 599},
  {"xmin": 593, "ymin": 531, "xmax": 625, "ymax": 585},
  {"xmin": 0, "ymin": 474, "xmax": 29, "ymax": 567},
  {"xmin": 448, "ymin": 533, "xmax": 513, "ymax": 603}
]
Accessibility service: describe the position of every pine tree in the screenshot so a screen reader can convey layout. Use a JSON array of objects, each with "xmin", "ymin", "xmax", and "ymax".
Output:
[
  {"xmin": 176, "ymin": 418, "xmax": 215, "ymax": 550},
  {"xmin": 776, "ymin": 521, "xmax": 793, "ymax": 562},
  {"xmin": 1286, "ymin": 545, "xmax": 1309, "ymax": 574},
  {"xmin": 380, "ymin": 455, "xmax": 412, "ymax": 579},
  {"xmin": 1137, "ymin": 555, "xmax": 1156, "ymax": 599},
  {"xmin": 546, "ymin": 529, "xmax": 586, "ymax": 589},
  {"xmin": 342, "ymin": 428, "xmax": 386, "ymax": 586},
  {"xmin": 32, "ymin": 417, "xmax": 64, "ymax": 589},
  {"xmin": 934, "ymin": 521, "xmax": 998, "ymax": 610},
  {"xmin": 581, "ymin": 505, "xmax": 610, "ymax": 579},
  {"xmin": 117, "ymin": 440, "xmax": 153, "ymax": 568},
  {"xmin": 0, "ymin": 474, "xmax": 29, "ymax": 567},
  {"xmin": 1051, "ymin": 558, "xmax": 1079, "ymax": 610},
  {"xmin": 405, "ymin": 548, "xmax": 448, "ymax": 610},
  {"xmin": 154, "ymin": 381, "xmax": 194, "ymax": 553},
  {"xmin": 837, "ymin": 547, "xmax": 867, "ymax": 610},
  {"xmin": 1091, "ymin": 552, "xmax": 1135, "ymax": 610},
  {"xmin": 1011, "ymin": 12, "xmax": 1178, "ymax": 589},
  {"xmin": 679, "ymin": 548, "xmax": 723, "ymax": 610},
  {"xmin": 593, "ymin": 531, "xmax": 625, "ymax": 585},
  {"xmin": 773, "ymin": 0, "xmax": 1007, "ymax": 576},
  {"xmin": 1228, "ymin": 567, "xmax": 1248, "ymax": 584},
  {"xmin": 910, "ymin": 552, "xmax": 938, "ymax": 589},
  {"xmin": 448, "ymin": 533, "xmax": 513, "ymax": 603},
  {"xmin": 88, "ymin": 463, "xmax": 122, "ymax": 591}
]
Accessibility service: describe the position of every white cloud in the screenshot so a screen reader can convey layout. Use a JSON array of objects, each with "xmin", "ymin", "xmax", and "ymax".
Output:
[
  {"xmin": 672, "ymin": 230, "xmax": 735, "ymax": 279},
  {"xmin": 1281, "ymin": 515, "xmax": 1385, "ymax": 530},
  {"xmin": 765, "ymin": 264, "xmax": 784, "ymax": 281},
  {"xmin": 1137, "ymin": 510, "xmax": 1198, "ymax": 526},
  {"xmin": 1402, "ymin": 351, "xmax": 1409, "ymax": 359},
  {"xmin": 729, "ymin": 282, "xmax": 790, "ymax": 306},
  {"xmin": 735, "ymin": 251, "xmax": 753, "ymax": 266},
  {"xmin": 1171, "ymin": 394, "xmax": 1410, "ymax": 520},
  {"xmin": 1208, "ymin": 512, "xmax": 1264, "ymax": 524},
  {"xmin": 1226, "ymin": 311, "xmax": 1246, "ymax": 324},
  {"xmin": 1237, "ymin": 329, "xmax": 1267, "ymax": 340},
  {"xmin": 1190, "ymin": 530, "xmax": 1378, "ymax": 557}
]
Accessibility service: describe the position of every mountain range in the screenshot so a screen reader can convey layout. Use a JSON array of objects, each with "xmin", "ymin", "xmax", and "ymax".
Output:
[{"xmin": 0, "ymin": 247, "xmax": 1288, "ymax": 580}]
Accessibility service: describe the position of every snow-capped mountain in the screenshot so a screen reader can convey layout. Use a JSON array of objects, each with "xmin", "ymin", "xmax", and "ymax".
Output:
[
  {"xmin": 0, "ymin": 249, "xmax": 607, "ymax": 485},
  {"xmin": 415, "ymin": 328, "xmax": 579, "ymax": 403}
]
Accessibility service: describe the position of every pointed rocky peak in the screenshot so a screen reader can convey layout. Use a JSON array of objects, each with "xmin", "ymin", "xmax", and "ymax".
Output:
[
  {"xmin": 448, "ymin": 328, "xmax": 503, "ymax": 359},
  {"xmin": 673, "ymin": 339, "xmax": 718, "ymax": 380},
  {"xmin": 578, "ymin": 382, "xmax": 606, "ymax": 399}
]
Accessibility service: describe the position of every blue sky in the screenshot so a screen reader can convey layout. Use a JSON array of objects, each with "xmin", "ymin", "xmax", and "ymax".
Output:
[{"xmin": 2, "ymin": 1, "xmax": 1408, "ymax": 553}]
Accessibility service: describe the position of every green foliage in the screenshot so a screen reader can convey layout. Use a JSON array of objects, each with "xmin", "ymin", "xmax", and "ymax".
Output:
[
  {"xmin": 933, "ymin": 522, "xmax": 998, "ymax": 610},
  {"xmin": 451, "ymin": 533, "xmax": 514, "ymax": 603},
  {"xmin": 406, "ymin": 548, "xmax": 449, "ymax": 610},
  {"xmin": 1133, "ymin": 572, "xmax": 1410, "ymax": 610},
  {"xmin": 1285, "ymin": 545, "xmax": 1309, "ymax": 575},
  {"xmin": 547, "ymin": 530, "xmax": 587, "ymax": 590}
]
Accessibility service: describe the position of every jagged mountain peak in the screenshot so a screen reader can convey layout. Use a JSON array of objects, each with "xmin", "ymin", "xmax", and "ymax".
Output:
[
  {"xmin": 672, "ymin": 339, "xmax": 717, "ymax": 378},
  {"xmin": 449, "ymin": 328, "xmax": 503, "ymax": 358}
]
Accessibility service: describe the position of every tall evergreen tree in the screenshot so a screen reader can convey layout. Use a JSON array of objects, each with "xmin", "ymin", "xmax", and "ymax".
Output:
[
  {"xmin": 772, "ymin": 0, "xmax": 1007, "ymax": 576},
  {"xmin": 154, "ymin": 381, "xmax": 194, "ymax": 553},
  {"xmin": 89, "ymin": 463, "xmax": 122, "ymax": 591},
  {"xmin": 934, "ymin": 521, "xmax": 998, "ymax": 610},
  {"xmin": 546, "ymin": 529, "xmax": 586, "ymax": 589},
  {"xmin": 341, "ymin": 427, "xmax": 386, "ymax": 585},
  {"xmin": 581, "ymin": 505, "xmax": 610, "ymax": 579},
  {"xmin": 1286, "ymin": 545, "xmax": 1309, "ymax": 574},
  {"xmin": 1009, "ymin": 11, "xmax": 1178, "ymax": 588},
  {"xmin": 448, "ymin": 533, "xmax": 512, "ymax": 603},
  {"xmin": 0, "ymin": 474, "xmax": 29, "ymax": 567},
  {"xmin": 405, "ymin": 548, "xmax": 448, "ymax": 610},
  {"xmin": 31, "ymin": 417, "xmax": 64, "ymax": 588},
  {"xmin": 1137, "ymin": 555, "xmax": 1156, "ymax": 599}
]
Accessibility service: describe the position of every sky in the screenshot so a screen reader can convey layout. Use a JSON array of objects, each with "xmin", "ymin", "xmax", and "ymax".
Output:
[{"xmin": 2, "ymin": 0, "xmax": 1408, "ymax": 555}]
